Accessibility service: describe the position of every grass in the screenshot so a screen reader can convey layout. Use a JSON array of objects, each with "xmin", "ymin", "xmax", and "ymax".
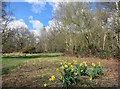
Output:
[
  {"xmin": 2, "ymin": 53, "xmax": 62, "ymax": 58},
  {"xmin": 2, "ymin": 53, "xmax": 63, "ymax": 74},
  {"xmin": 2, "ymin": 53, "xmax": 119, "ymax": 87}
]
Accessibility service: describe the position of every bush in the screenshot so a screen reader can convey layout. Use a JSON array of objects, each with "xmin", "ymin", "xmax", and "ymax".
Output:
[
  {"xmin": 112, "ymin": 48, "xmax": 120, "ymax": 59},
  {"xmin": 20, "ymin": 46, "xmax": 36, "ymax": 53}
]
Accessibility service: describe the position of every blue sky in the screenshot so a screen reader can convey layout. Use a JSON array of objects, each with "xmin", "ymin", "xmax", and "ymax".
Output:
[
  {"xmin": 7, "ymin": 2, "xmax": 54, "ymax": 31},
  {"xmin": 5, "ymin": 1, "xmax": 105, "ymax": 32}
]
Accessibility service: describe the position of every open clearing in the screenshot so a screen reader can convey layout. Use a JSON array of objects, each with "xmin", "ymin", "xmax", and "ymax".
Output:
[{"xmin": 2, "ymin": 53, "xmax": 119, "ymax": 87}]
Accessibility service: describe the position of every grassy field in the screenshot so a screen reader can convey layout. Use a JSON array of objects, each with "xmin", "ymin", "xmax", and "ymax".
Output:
[
  {"xmin": 2, "ymin": 53, "xmax": 62, "ymax": 74},
  {"xmin": 2, "ymin": 53, "xmax": 119, "ymax": 87}
]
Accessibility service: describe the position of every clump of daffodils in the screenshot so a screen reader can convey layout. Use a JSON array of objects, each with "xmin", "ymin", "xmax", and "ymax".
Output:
[
  {"xmin": 49, "ymin": 75, "xmax": 55, "ymax": 82},
  {"xmin": 44, "ymin": 61, "xmax": 104, "ymax": 87},
  {"xmin": 73, "ymin": 59, "xmax": 77, "ymax": 65},
  {"xmin": 92, "ymin": 63, "xmax": 96, "ymax": 67}
]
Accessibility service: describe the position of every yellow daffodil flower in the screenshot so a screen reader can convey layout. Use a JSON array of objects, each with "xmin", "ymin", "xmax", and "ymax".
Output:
[
  {"xmin": 92, "ymin": 68, "xmax": 93, "ymax": 71},
  {"xmin": 81, "ymin": 70, "xmax": 83, "ymax": 72},
  {"xmin": 51, "ymin": 76, "xmax": 55, "ymax": 79},
  {"xmin": 85, "ymin": 63, "xmax": 87, "ymax": 67},
  {"xmin": 61, "ymin": 66, "xmax": 64, "ymax": 69},
  {"xmin": 64, "ymin": 62, "xmax": 67, "ymax": 64},
  {"xmin": 75, "ymin": 60, "xmax": 77, "ymax": 63},
  {"xmin": 71, "ymin": 68, "xmax": 74, "ymax": 72},
  {"xmin": 83, "ymin": 61, "xmax": 86, "ymax": 64},
  {"xmin": 68, "ymin": 63, "xmax": 71, "ymax": 65},
  {"xmin": 60, "ymin": 62, "xmax": 63, "ymax": 65},
  {"xmin": 80, "ymin": 63, "xmax": 83, "ymax": 66},
  {"xmin": 65, "ymin": 65, "xmax": 68, "ymax": 68},
  {"xmin": 73, "ymin": 60, "xmax": 75, "ymax": 62},
  {"xmin": 50, "ymin": 76, "xmax": 55, "ymax": 81},
  {"xmin": 49, "ymin": 78, "xmax": 52, "ymax": 81},
  {"xmin": 44, "ymin": 84, "xmax": 47, "ymax": 87},
  {"xmin": 90, "ymin": 78, "xmax": 92, "ymax": 80},
  {"xmin": 71, "ymin": 65, "xmax": 73, "ymax": 68},
  {"xmin": 56, "ymin": 68, "xmax": 59, "ymax": 71},
  {"xmin": 74, "ymin": 62, "xmax": 77, "ymax": 65},
  {"xmin": 74, "ymin": 73, "xmax": 77, "ymax": 76},
  {"xmin": 51, "ymin": 78, "xmax": 54, "ymax": 81},
  {"xmin": 99, "ymin": 62, "xmax": 101, "ymax": 66},
  {"xmin": 92, "ymin": 63, "xmax": 95, "ymax": 67}
]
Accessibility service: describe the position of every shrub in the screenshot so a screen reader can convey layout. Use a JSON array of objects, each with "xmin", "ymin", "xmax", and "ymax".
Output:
[
  {"xmin": 20, "ymin": 46, "xmax": 36, "ymax": 53},
  {"xmin": 112, "ymin": 48, "xmax": 120, "ymax": 59}
]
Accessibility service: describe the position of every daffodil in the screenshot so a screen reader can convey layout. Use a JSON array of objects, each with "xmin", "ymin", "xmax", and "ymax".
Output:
[
  {"xmin": 99, "ymin": 62, "xmax": 101, "ymax": 66},
  {"xmin": 49, "ymin": 78, "xmax": 52, "ymax": 81},
  {"xmin": 81, "ymin": 70, "xmax": 83, "ymax": 72},
  {"xmin": 74, "ymin": 73, "xmax": 77, "ymax": 76},
  {"xmin": 90, "ymin": 78, "xmax": 92, "ymax": 80},
  {"xmin": 83, "ymin": 61, "xmax": 87, "ymax": 67},
  {"xmin": 73, "ymin": 60, "xmax": 75, "ymax": 62},
  {"xmin": 56, "ymin": 68, "xmax": 59, "ymax": 71},
  {"xmin": 75, "ymin": 60, "xmax": 77, "ymax": 63},
  {"xmin": 61, "ymin": 76, "xmax": 62, "ymax": 79},
  {"xmin": 65, "ymin": 65, "xmax": 68, "ymax": 68},
  {"xmin": 85, "ymin": 63, "xmax": 87, "ymax": 67},
  {"xmin": 80, "ymin": 63, "xmax": 83, "ymax": 66},
  {"xmin": 99, "ymin": 64, "xmax": 101, "ymax": 66},
  {"xmin": 44, "ymin": 83, "xmax": 47, "ymax": 87},
  {"xmin": 83, "ymin": 61, "xmax": 86, "ymax": 64},
  {"xmin": 51, "ymin": 76, "xmax": 55, "ymax": 79},
  {"xmin": 74, "ymin": 62, "xmax": 77, "ymax": 65},
  {"xmin": 92, "ymin": 68, "xmax": 93, "ymax": 71},
  {"xmin": 51, "ymin": 78, "xmax": 54, "ymax": 81},
  {"xmin": 68, "ymin": 63, "xmax": 71, "ymax": 65},
  {"xmin": 92, "ymin": 63, "xmax": 95, "ymax": 67},
  {"xmin": 61, "ymin": 66, "xmax": 64, "ymax": 69},
  {"xmin": 64, "ymin": 62, "xmax": 67, "ymax": 64},
  {"xmin": 71, "ymin": 68, "xmax": 74, "ymax": 72},
  {"xmin": 71, "ymin": 65, "xmax": 73, "ymax": 68},
  {"xmin": 50, "ymin": 76, "xmax": 55, "ymax": 81},
  {"xmin": 60, "ymin": 62, "xmax": 63, "ymax": 65}
]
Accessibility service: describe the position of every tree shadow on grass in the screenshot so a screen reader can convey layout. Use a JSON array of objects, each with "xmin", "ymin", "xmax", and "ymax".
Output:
[{"xmin": 2, "ymin": 54, "xmax": 61, "ymax": 59}]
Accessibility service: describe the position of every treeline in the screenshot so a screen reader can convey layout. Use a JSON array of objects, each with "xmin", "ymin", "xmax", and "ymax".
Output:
[{"xmin": 1, "ymin": 2, "xmax": 120, "ymax": 59}]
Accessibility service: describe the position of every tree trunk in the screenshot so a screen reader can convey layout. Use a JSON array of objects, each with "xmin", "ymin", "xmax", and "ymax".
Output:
[
  {"xmin": 115, "ymin": 1, "xmax": 120, "ymax": 49},
  {"xmin": 65, "ymin": 31, "xmax": 69, "ymax": 52},
  {"xmin": 103, "ymin": 32, "xmax": 107, "ymax": 50}
]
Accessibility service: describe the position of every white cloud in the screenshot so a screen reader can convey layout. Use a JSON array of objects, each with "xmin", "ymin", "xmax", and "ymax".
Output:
[
  {"xmin": 25, "ymin": 0, "xmax": 46, "ymax": 14},
  {"xmin": 7, "ymin": 20, "xmax": 28, "ymax": 29},
  {"xmin": 24, "ymin": 0, "xmax": 40, "ymax": 3},
  {"xmin": 31, "ymin": 3, "xmax": 46, "ymax": 14},
  {"xmin": 29, "ymin": 20, "xmax": 43, "ymax": 30},
  {"xmin": 31, "ymin": 29, "xmax": 41, "ymax": 36},
  {"xmin": 24, "ymin": 0, "xmax": 45, "ymax": 4},
  {"xmin": 19, "ymin": 19, "xmax": 24, "ymax": 22},
  {"xmin": 24, "ymin": 0, "xmax": 59, "ymax": 14},
  {"xmin": 28, "ymin": 16, "xmax": 33, "ymax": 19},
  {"xmin": 46, "ymin": 26, "xmax": 50, "ymax": 32}
]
